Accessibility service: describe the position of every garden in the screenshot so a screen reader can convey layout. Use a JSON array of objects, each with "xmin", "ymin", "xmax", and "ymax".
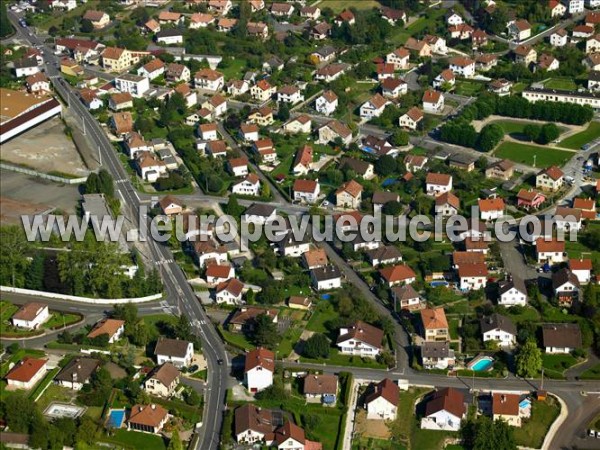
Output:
[{"xmin": 513, "ymin": 396, "xmax": 561, "ymax": 448}]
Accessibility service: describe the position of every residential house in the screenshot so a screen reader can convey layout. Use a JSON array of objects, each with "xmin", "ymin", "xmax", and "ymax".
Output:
[
  {"xmin": 472, "ymin": 29, "xmax": 489, "ymax": 48},
  {"xmin": 217, "ymin": 18, "xmax": 238, "ymax": 33},
  {"xmin": 155, "ymin": 338, "xmax": 194, "ymax": 368},
  {"xmin": 550, "ymin": 28, "xmax": 568, "ymax": 47},
  {"xmin": 554, "ymin": 206, "xmax": 583, "ymax": 231},
  {"xmin": 158, "ymin": 195, "xmax": 183, "ymax": 216},
  {"xmin": 381, "ymin": 77, "xmax": 408, "ymax": 99},
  {"xmin": 449, "ymin": 57, "xmax": 476, "ymax": 78},
  {"xmin": 55, "ymin": 357, "xmax": 100, "ymax": 390},
  {"xmin": 514, "ymin": 44, "xmax": 537, "ymax": 65},
  {"xmin": 337, "ymin": 321, "xmax": 383, "ymax": 358},
  {"xmin": 448, "ymin": 23, "xmax": 474, "ymax": 40},
  {"xmin": 202, "ymin": 94, "xmax": 227, "ymax": 118},
  {"xmin": 392, "ymin": 284, "xmax": 423, "ymax": 311},
  {"xmin": 135, "ymin": 151, "xmax": 167, "ymax": 182},
  {"xmin": 11, "ymin": 303, "xmax": 49, "ymax": 329},
  {"xmin": 481, "ymin": 314, "xmax": 517, "ymax": 347},
  {"xmin": 198, "ymin": 123, "xmax": 219, "ymax": 142},
  {"xmin": 288, "ymin": 296, "xmax": 313, "ymax": 310},
  {"xmin": 79, "ymin": 89, "xmax": 103, "ymax": 110},
  {"xmin": 208, "ymin": 0, "xmax": 233, "ymax": 15},
  {"xmin": 498, "ymin": 277, "xmax": 528, "ymax": 306},
  {"xmin": 82, "ymin": 10, "xmax": 110, "ymax": 29},
  {"xmin": 536, "ymin": 238, "xmax": 566, "ymax": 264},
  {"xmin": 248, "ymin": 106, "xmax": 274, "ymax": 126},
  {"xmin": 250, "ymin": 79, "xmax": 276, "ymax": 102},
  {"xmin": 229, "ymin": 307, "xmax": 278, "ymax": 333},
  {"xmin": 424, "ymin": 35, "xmax": 448, "ymax": 54},
  {"xmin": 237, "ymin": 124, "xmax": 259, "ymax": 143},
  {"xmin": 464, "ymin": 237, "xmax": 489, "ymax": 254},
  {"xmin": 420, "ymin": 342, "xmax": 455, "ymax": 370},
  {"xmin": 360, "ymin": 94, "xmax": 389, "ymax": 119},
  {"xmin": 405, "ymin": 37, "xmax": 431, "ymax": 57},
  {"xmin": 566, "ymin": 0, "xmax": 585, "ymax": 14},
  {"xmin": 253, "ymin": 138, "xmax": 277, "ymax": 164},
  {"xmin": 102, "ymin": 47, "xmax": 143, "ymax": 72},
  {"xmin": 244, "ymin": 347, "xmax": 274, "ymax": 393},
  {"xmin": 87, "ymin": 318, "xmax": 125, "ymax": 344},
  {"xmin": 478, "ymin": 198, "xmax": 505, "ymax": 221},
  {"xmin": 315, "ymin": 90, "xmax": 339, "ymax": 116},
  {"xmin": 189, "ymin": 13, "xmax": 215, "ymax": 29},
  {"xmin": 420, "ymin": 308, "xmax": 449, "ymax": 342},
  {"xmin": 435, "ymin": 192, "xmax": 460, "ymax": 217},
  {"xmin": 399, "ymin": 107, "xmax": 424, "ymax": 130},
  {"xmin": 379, "ymin": 264, "xmax": 416, "ymax": 287},
  {"xmin": 270, "ymin": 2, "xmax": 294, "ymax": 17},
  {"xmin": 311, "ymin": 266, "xmax": 342, "ymax": 291},
  {"xmin": 376, "ymin": 63, "xmax": 395, "ymax": 80},
  {"xmin": 422, "ymin": 89, "xmax": 444, "ymax": 113},
  {"xmin": 492, "ymin": 393, "xmax": 522, "ymax": 427},
  {"xmin": 310, "ymin": 46, "xmax": 337, "ymax": 64},
  {"xmin": 542, "ymin": 323, "xmax": 582, "ymax": 353},
  {"xmin": 114, "ymin": 74, "xmax": 149, "ymax": 98},
  {"xmin": 386, "ymin": 47, "xmax": 410, "ymax": 70},
  {"xmin": 284, "ymin": 115, "xmax": 312, "ymax": 134},
  {"xmin": 372, "ymin": 191, "xmax": 400, "ymax": 213},
  {"xmin": 304, "ymin": 374, "xmax": 338, "ymax": 405},
  {"xmin": 381, "ymin": 7, "xmax": 407, "ymax": 25},
  {"xmin": 573, "ymin": 198, "xmax": 597, "ymax": 220},
  {"xmin": 247, "ymin": 22, "xmax": 269, "ymax": 40},
  {"xmin": 366, "ymin": 245, "xmax": 403, "ymax": 267},
  {"xmin": 583, "ymin": 52, "xmax": 600, "ymax": 70},
  {"xmin": 5, "ymin": 357, "xmax": 47, "ymax": 390},
  {"xmin": 194, "ymin": 69, "xmax": 224, "ymax": 92},
  {"xmin": 293, "ymin": 145, "xmax": 314, "ymax": 176},
  {"xmin": 486, "ymin": 159, "xmax": 515, "ymax": 180},
  {"xmin": 166, "ymin": 63, "xmax": 190, "ymax": 83},
  {"xmin": 216, "ymin": 278, "xmax": 244, "ymax": 305},
  {"xmin": 315, "ymin": 63, "xmax": 350, "ymax": 82},
  {"xmin": 552, "ymin": 268, "xmax": 580, "ymax": 307},
  {"xmin": 509, "ymin": 19, "xmax": 532, "ymax": 41},
  {"xmin": 110, "ymin": 112, "xmax": 134, "ymax": 136},
  {"xmin": 278, "ymin": 231, "xmax": 310, "ymax": 257},
  {"xmin": 538, "ymin": 53, "xmax": 560, "ymax": 71},
  {"xmin": 335, "ymin": 180, "xmax": 363, "ymax": 209},
  {"xmin": 317, "ymin": 120, "xmax": 353, "ymax": 145},
  {"xmin": 549, "ymin": 0, "xmax": 567, "ymax": 17},
  {"xmin": 433, "ymin": 69, "xmax": 455, "ymax": 89},
  {"xmin": 193, "ymin": 239, "xmax": 228, "ymax": 267},
  {"xmin": 127, "ymin": 404, "xmax": 169, "ymax": 434},
  {"xmin": 516, "ymin": 189, "xmax": 546, "ymax": 211},
  {"xmin": 446, "ymin": 10, "xmax": 463, "ymax": 26},
  {"xmin": 426, "ymin": 173, "xmax": 452, "ymax": 196},
  {"xmin": 277, "ymin": 85, "xmax": 304, "ymax": 105},
  {"xmin": 206, "ymin": 264, "xmax": 235, "ymax": 284},
  {"xmin": 300, "ymin": 6, "xmax": 321, "ymax": 20},
  {"xmin": 365, "ymin": 379, "xmax": 399, "ymax": 420},
  {"xmin": 234, "ymin": 404, "xmax": 275, "ymax": 444},
  {"xmin": 13, "ymin": 57, "xmax": 40, "ymax": 78},
  {"xmin": 421, "ymin": 388, "xmax": 465, "ymax": 431},
  {"xmin": 458, "ymin": 263, "xmax": 488, "ymax": 291},
  {"xmin": 570, "ymin": 258, "xmax": 592, "ymax": 283},
  {"xmin": 226, "ymin": 79, "xmax": 250, "ymax": 97},
  {"xmin": 232, "ymin": 174, "xmax": 261, "ymax": 197},
  {"xmin": 335, "ymin": 9, "xmax": 356, "ymax": 26},
  {"xmin": 109, "ymin": 92, "xmax": 134, "ymax": 111},
  {"xmin": 488, "ymin": 77, "xmax": 511, "ymax": 95},
  {"xmin": 25, "ymin": 72, "xmax": 50, "ymax": 93},
  {"xmin": 311, "ymin": 22, "xmax": 332, "ymax": 40},
  {"xmin": 404, "ymin": 154, "xmax": 428, "ymax": 172},
  {"xmin": 144, "ymin": 19, "xmax": 161, "ymax": 33},
  {"xmin": 536, "ymin": 166, "xmax": 564, "ymax": 191},
  {"xmin": 243, "ymin": 204, "xmax": 276, "ymax": 225},
  {"xmin": 158, "ymin": 11, "xmax": 183, "ymax": 25},
  {"xmin": 143, "ymin": 363, "xmax": 179, "ymax": 398}
]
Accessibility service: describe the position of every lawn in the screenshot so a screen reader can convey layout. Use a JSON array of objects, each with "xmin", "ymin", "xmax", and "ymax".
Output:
[
  {"xmin": 352, "ymin": 438, "xmax": 407, "ymax": 450},
  {"xmin": 219, "ymin": 58, "xmax": 247, "ymax": 80},
  {"xmin": 300, "ymin": 348, "xmax": 387, "ymax": 369},
  {"xmin": 544, "ymin": 78, "xmax": 578, "ymax": 91},
  {"xmin": 29, "ymin": 367, "xmax": 60, "ymax": 400},
  {"xmin": 306, "ymin": 302, "xmax": 338, "ymax": 333},
  {"xmin": 326, "ymin": 0, "xmax": 380, "ymax": 12},
  {"xmin": 503, "ymin": 306, "xmax": 540, "ymax": 324},
  {"xmin": 580, "ymin": 363, "xmax": 600, "ymax": 380},
  {"xmin": 141, "ymin": 314, "xmax": 177, "ymax": 339},
  {"xmin": 454, "ymin": 81, "xmax": 485, "ymax": 97},
  {"xmin": 406, "ymin": 8, "xmax": 446, "ymax": 35},
  {"xmin": 491, "ymin": 120, "xmax": 568, "ymax": 138},
  {"xmin": 102, "ymin": 429, "xmax": 166, "ymax": 450},
  {"xmin": 218, "ymin": 325, "xmax": 254, "ymax": 350},
  {"xmin": 494, "ymin": 142, "xmax": 573, "ymax": 167},
  {"xmin": 36, "ymin": 384, "xmax": 76, "ymax": 411},
  {"xmin": 0, "ymin": 301, "xmax": 43, "ymax": 337},
  {"xmin": 43, "ymin": 312, "xmax": 81, "ymax": 330},
  {"xmin": 513, "ymin": 396, "xmax": 561, "ymax": 448},
  {"xmin": 560, "ymin": 121, "xmax": 600, "ymax": 149},
  {"xmin": 542, "ymin": 353, "xmax": 578, "ymax": 378}
]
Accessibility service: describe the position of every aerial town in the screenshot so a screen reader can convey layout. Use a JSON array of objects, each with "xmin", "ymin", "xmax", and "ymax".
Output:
[{"xmin": 0, "ymin": 0, "xmax": 600, "ymax": 449}]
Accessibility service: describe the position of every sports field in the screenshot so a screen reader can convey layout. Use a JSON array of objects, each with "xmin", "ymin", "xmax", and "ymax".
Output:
[{"xmin": 494, "ymin": 142, "xmax": 573, "ymax": 167}]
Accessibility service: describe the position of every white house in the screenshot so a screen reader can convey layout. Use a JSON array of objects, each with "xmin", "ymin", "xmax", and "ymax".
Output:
[
  {"xmin": 420, "ymin": 341, "xmax": 454, "ymax": 370},
  {"xmin": 136, "ymin": 59, "xmax": 165, "ymax": 80},
  {"xmin": 360, "ymin": 94, "xmax": 389, "ymax": 119},
  {"xmin": 458, "ymin": 263, "xmax": 488, "ymax": 291},
  {"xmin": 86, "ymin": 318, "xmax": 125, "ymax": 344},
  {"xmin": 365, "ymin": 379, "xmax": 399, "ymax": 420},
  {"xmin": 215, "ymin": 278, "xmax": 244, "ymax": 305},
  {"xmin": 232, "ymin": 174, "xmax": 261, "ymax": 196},
  {"xmin": 426, "ymin": 173, "xmax": 452, "ymax": 196},
  {"xmin": 422, "ymin": 90, "xmax": 444, "ymax": 113},
  {"xmin": 315, "ymin": 90, "xmax": 338, "ymax": 116},
  {"xmin": 292, "ymin": 145, "xmax": 313, "ymax": 176},
  {"xmin": 478, "ymin": 197, "xmax": 505, "ymax": 221},
  {"xmin": 381, "ymin": 78, "xmax": 408, "ymax": 99},
  {"xmin": 570, "ymin": 259, "xmax": 592, "ymax": 284},
  {"xmin": 535, "ymin": 238, "xmax": 566, "ymax": 264},
  {"xmin": 498, "ymin": 278, "xmax": 528, "ymax": 306},
  {"xmin": 114, "ymin": 74, "xmax": 150, "ymax": 98},
  {"xmin": 244, "ymin": 347, "xmax": 274, "ymax": 393},
  {"xmin": 239, "ymin": 123, "xmax": 259, "ymax": 142},
  {"xmin": 13, "ymin": 58, "xmax": 40, "ymax": 78},
  {"xmin": 293, "ymin": 179, "xmax": 320, "ymax": 204},
  {"xmin": 552, "ymin": 268, "xmax": 581, "ymax": 307},
  {"xmin": 549, "ymin": 0, "xmax": 567, "ymax": 17},
  {"xmin": 508, "ymin": 19, "xmax": 532, "ymax": 41},
  {"xmin": 449, "ymin": 57, "xmax": 476, "ymax": 78},
  {"xmin": 311, "ymin": 266, "xmax": 342, "ymax": 291},
  {"xmin": 277, "ymin": 85, "xmax": 304, "ymax": 104},
  {"xmin": 588, "ymin": 35, "xmax": 600, "ymax": 54},
  {"xmin": 243, "ymin": 204, "xmax": 277, "ymax": 225},
  {"xmin": 55, "ymin": 357, "xmax": 100, "ymax": 390},
  {"xmin": 198, "ymin": 123, "xmax": 219, "ymax": 141},
  {"xmin": 435, "ymin": 192, "xmax": 459, "ymax": 217},
  {"xmin": 283, "ymin": 115, "xmax": 312, "ymax": 134},
  {"xmin": 421, "ymin": 388, "xmax": 466, "ymax": 431},
  {"xmin": 399, "ymin": 107, "xmax": 423, "ymax": 130},
  {"xmin": 250, "ymin": 79, "xmax": 275, "ymax": 102},
  {"xmin": 386, "ymin": 47, "xmax": 410, "ymax": 69},
  {"xmin": 136, "ymin": 151, "xmax": 167, "ymax": 182},
  {"xmin": 11, "ymin": 303, "xmax": 49, "ymax": 329},
  {"xmin": 432, "ymin": 69, "xmax": 455, "ymax": 89},
  {"xmin": 481, "ymin": 314, "xmax": 517, "ymax": 347},
  {"xmin": 154, "ymin": 337, "xmax": 194, "ymax": 368},
  {"xmin": 565, "ymin": 0, "xmax": 584, "ymax": 14},
  {"xmin": 5, "ymin": 357, "xmax": 47, "ymax": 390},
  {"xmin": 554, "ymin": 207, "xmax": 583, "ymax": 231},
  {"xmin": 194, "ymin": 69, "xmax": 225, "ymax": 92},
  {"xmin": 550, "ymin": 29, "xmax": 568, "ymax": 47},
  {"xmin": 156, "ymin": 29, "xmax": 183, "ymax": 45},
  {"xmin": 542, "ymin": 323, "xmax": 582, "ymax": 354},
  {"xmin": 336, "ymin": 321, "xmax": 383, "ymax": 358},
  {"xmin": 446, "ymin": 11, "xmax": 464, "ymax": 26},
  {"xmin": 536, "ymin": 166, "xmax": 564, "ymax": 192},
  {"xmin": 228, "ymin": 158, "xmax": 249, "ymax": 177}
]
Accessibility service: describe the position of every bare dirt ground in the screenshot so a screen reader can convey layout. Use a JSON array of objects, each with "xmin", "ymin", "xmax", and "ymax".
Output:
[
  {"xmin": 0, "ymin": 170, "xmax": 80, "ymax": 225},
  {"xmin": 1, "ymin": 117, "xmax": 89, "ymax": 176},
  {"xmin": 353, "ymin": 409, "xmax": 392, "ymax": 439}
]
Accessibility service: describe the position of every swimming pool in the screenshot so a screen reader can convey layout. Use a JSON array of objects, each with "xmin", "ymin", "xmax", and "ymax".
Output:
[
  {"xmin": 362, "ymin": 146, "xmax": 376, "ymax": 154},
  {"xmin": 107, "ymin": 409, "xmax": 126, "ymax": 429},
  {"xmin": 381, "ymin": 178, "xmax": 398, "ymax": 187},
  {"xmin": 321, "ymin": 294, "xmax": 331, "ymax": 300},
  {"xmin": 519, "ymin": 399, "xmax": 531, "ymax": 409},
  {"xmin": 430, "ymin": 281, "xmax": 449, "ymax": 288},
  {"xmin": 468, "ymin": 356, "xmax": 494, "ymax": 372}
]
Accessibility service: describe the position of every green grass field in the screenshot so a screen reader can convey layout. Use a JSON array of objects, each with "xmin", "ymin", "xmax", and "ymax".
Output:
[
  {"xmin": 544, "ymin": 78, "xmax": 578, "ymax": 91},
  {"xmin": 454, "ymin": 81, "xmax": 485, "ymax": 96},
  {"xmin": 560, "ymin": 121, "xmax": 600, "ymax": 149},
  {"xmin": 326, "ymin": 0, "xmax": 380, "ymax": 12},
  {"xmin": 103, "ymin": 430, "xmax": 166, "ymax": 450},
  {"xmin": 494, "ymin": 142, "xmax": 573, "ymax": 167},
  {"xmin": 513, "ymin": 397, "xmax": 561, "ymax": 448},
  {"xmin": 43, "ymin": 312, "xmax": 81, "ymax": 330},
  {"xmin": 580, "ymin": 363, "xmax": 600, "ymax": 380},
  {"xmin": 306, "ymin": 302, "xmax": 338, "ymax": 333},
  {"xmin": 352, "ymin": 438, "xmax": 407, "ymax": 450},
  {"xmin": 542, "ymin": 353, "xmax": 578, "ymax": 378}
]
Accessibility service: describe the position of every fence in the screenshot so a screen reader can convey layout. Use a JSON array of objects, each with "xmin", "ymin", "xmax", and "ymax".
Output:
[
  {"xmin": 0, "ymin": 163, "xmax": 88, "ymax": 184},
  {"xmin": 0, "ymin": 286, "xmax": 162, "ymax": 304}
]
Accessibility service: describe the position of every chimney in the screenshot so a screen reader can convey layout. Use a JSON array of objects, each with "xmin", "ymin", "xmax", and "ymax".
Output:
[
  {"xmin": 501, "ymin": 395, "xmax": 506, "ymax": 403},
  {"xmin": 151, "ymin": 404, "xmax": 156, "ymax": 410}
]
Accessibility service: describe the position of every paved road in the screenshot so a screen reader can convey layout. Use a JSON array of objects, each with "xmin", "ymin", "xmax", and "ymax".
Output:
[{"xmin": 8, "ymin": 12, "xmax": 230, "ymax": 450}]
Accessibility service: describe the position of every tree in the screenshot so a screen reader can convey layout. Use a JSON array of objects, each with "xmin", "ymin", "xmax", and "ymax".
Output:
[
  {"xmin": 175, "ymin": 314, "xmax": 193, "ymax": 341},
  {"xmin": 382, "ymin": 201, "xmax": 403, "ymax": 215},
  {"xmin": 0, "ymin": 2, "xmax": 14, "ymax": 38},
  {"xmin": 477, "ymin": 123, "xmax": 504, "ymax": 152},
  {"xmin": 252, "ymin": 313, "xmax": 279, "ymax": 348},
  {"xmin": 168, "ymin": 429, "xmax": 183, "ymax": 450},
  {"xmin": 81, "ymin": 18, "xmax": 94, "ymax": 33},
  {"xmin": 538, "ymin": 123, "xmax": 560, "ymax": 144},
  {"xmin": 84, "ymin": 172, "xmax": 100, "ymax": 194},
  {"xmin": 515, "ymin": 339, "xmax": 542, "ymax": 378},
  {"xmin": 183, "ymin": 389, "xmax": 201, "ymax": 406},
  {"xmin": 390, "ymin": 130, "xmax": 409, "ymax": 147},
  {"xmin": 470, "ymin": 416, "xmax": 516, "ymax": 450},
  {"xmin": 0, "ymin": 226, "xmax": 30, "ymax": 287},
  {"xmin": 225, "ymin": 195, "xmax": 244, "ymax": 217},
  {"xmin": 277, "ymin": 103, "xmax": 290, "ymax": 122},
  {"xmin": 25, "ymin": 253, "xmax": 45, "ymax": 290},
  {"xmin": 303, "ymin": 333, "xmax": 330, "ymax": 359},
  {"xmin": 375, "ymin": 155, "xmax": 397, "ymax": 177}
]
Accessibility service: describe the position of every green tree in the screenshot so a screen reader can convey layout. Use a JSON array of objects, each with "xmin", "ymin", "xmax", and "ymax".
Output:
[
  {"xmin": 0, "ymin": 2, "xmax": 14, "ymax": 38},
  {"xmin": 390, "ymin": 130, "xmax": 409, "ymax": 146},
  {"xmin": 168, "ymin": 429, "xmax": 183, "ymax": 450},
  {"xmin": 537, "ymin": 123, "xmax": 560, "ymax": 144},
  {"xmin": 0, "ymin": 226, "xmax": 30, "ymax": 287},
  {"xmin": 303, "ymin": 333, "xmax": 330, "ymax": 359},
  {"xmin": 84, "ymin": 172, "xmax": 100, "ymax": 194},
  {"xmin": 477, "ymin": 123, "xmax": 504, "ymax": 152},
  {"xmin": 252, "ymin": 313, "xmax": 280, "ymax": 348},
  {"xmin": 175, "ymin": 314, "xmax": 193, "ymax": 341},
  {"xmin": 375, "ymin": 155, "xmax": 397, "ymax": 177},
  {"xmin": 80, "ymin": 18, "xmax": 94, "ymax": 33},
  {"xmin": 277, "ymin": 103, "xmax": 290, "ymax": 122},
  {"xmin": 382, "ymin": 201, "xmax": 403, "ymax": 216},
  {"xmin": 515, "ymin": 339, "xmax": 542, "ymax": 378},
  {"xmin": 25, "ymin": 253, "xmax": 45, "ymax": 290},
  {"xmin": 98, "ymin": 169, "xmax": 115, "ymax": 197}
]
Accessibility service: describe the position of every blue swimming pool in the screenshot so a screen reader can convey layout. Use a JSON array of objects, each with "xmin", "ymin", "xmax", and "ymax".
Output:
[
  {"xmin": 381, "ymin": 178, "xmax": 398, "ymax": 187},
  {"xmin": 430, "ymin": 281, "xmax": 449, "ymax": 288},
  {"xmin": 321, "ymin": 294, "xmax": 331, "ymax": 300},
  {"xmin": 469, "ymin": 356, "xmax": 494, "ymax": 372},
  {"xmin": 108, "ymin": 409, "xmax": 125, "ymax": 429},
  {"xmin": 362, "ymin": 146, "xmax": 376, "ymax": 154},
  {"xmin": 519, "ymin": 399, "xmax": 531, "ymax": 409}
]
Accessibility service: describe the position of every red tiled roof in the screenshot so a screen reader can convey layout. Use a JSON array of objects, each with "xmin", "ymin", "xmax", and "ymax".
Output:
[
  {"xmin": 245, "ymin": 347, "xmax": 275, "ymax": 372},
  {"xmin": 5, "ymin": 357, "xmax": 46, "ymax": 382},
  {"xmin": 420, "ymin": 307, "xmax": 448, "ymax": 330}
]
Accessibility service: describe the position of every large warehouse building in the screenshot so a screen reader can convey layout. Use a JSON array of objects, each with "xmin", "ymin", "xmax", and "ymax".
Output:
[{"xmin": 0, "ymin": 88, "xmax": 62, "ymax": 144}]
